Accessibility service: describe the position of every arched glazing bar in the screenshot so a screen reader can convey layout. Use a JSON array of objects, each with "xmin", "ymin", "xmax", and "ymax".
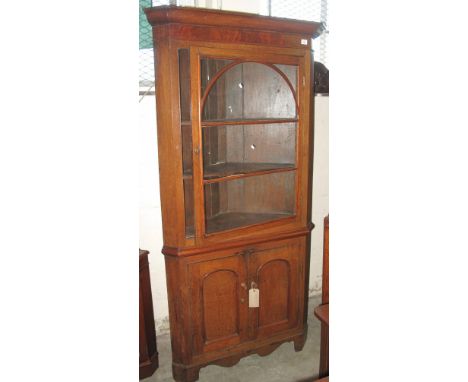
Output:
[{"xmin": 200, "ymin": 60, "xmax": 299, "ymax": 117}]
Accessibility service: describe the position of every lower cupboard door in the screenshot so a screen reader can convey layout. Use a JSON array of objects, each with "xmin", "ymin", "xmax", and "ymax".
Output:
[
  {"xmin": 189, "ymin": 254, "xmax": 248, "ymax": 355},
  {"xmin": 248, "ymin": 238, "xmax": 305, "ymax": 339}
]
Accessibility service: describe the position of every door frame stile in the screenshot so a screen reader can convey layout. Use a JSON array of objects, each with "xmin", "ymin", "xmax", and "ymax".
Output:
[{"xmin": 190, "ymin": 47, "xmax": 206, "ymax": 242}]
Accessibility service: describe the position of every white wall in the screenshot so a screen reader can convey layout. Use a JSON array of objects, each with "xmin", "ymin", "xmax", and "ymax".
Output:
[
  {"xmin": 139, "ymin": 95, "xmax": 169, "ymax": 331},
  {"xmin": 139, "ymin": 94, "xmax": 328, "ymax": 332},
  {"xmin": 310, "ymin": 96, "xmax": 329, "ymax": 295}
]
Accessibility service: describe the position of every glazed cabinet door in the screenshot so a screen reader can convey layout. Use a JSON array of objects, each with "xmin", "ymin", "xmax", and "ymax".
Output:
[
  {"xmin": 189, "ymin": 254, "xmax": 248, "ymax": 355},
  {"xmin": 248, "ymin": 239, "xmax": 305, "ymax": 339},
  {"xmin": 195, "ymin": 48, "xmax": 303, "ymax": 238}
]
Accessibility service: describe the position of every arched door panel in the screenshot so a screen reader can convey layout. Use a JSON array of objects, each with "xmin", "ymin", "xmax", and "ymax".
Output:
[
  {"xmin": 189, "ymin": 254, "xmax": 248, "ymax": 355},
  {"xmin": 248, "ymin": 238, "xmax": 305, "ymax": 339}
]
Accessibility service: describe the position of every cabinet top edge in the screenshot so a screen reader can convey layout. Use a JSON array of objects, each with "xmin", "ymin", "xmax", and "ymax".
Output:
[{"xmin": 144, "ymin": 6, "xmax": 324, "ymax": 38}]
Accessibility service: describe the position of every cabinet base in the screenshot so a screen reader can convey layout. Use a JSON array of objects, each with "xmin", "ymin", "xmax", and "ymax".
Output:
[
  {"xmin": 139, "ymin": 351, "xmax": 159, "ymax": 380},
  {"xmin": 172, "ymin": 329, "xmax": 307, "ymax": 382},
  {"xmin": 173, "ymin": 363, "xmax": 201, "ymax": 382},
  {"xmin": 293, "ymin": 325, "xmax": 308, "ymax": 352}
]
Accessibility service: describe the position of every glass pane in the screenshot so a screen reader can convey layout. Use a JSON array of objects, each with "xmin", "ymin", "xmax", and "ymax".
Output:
[
  {"xmin": 183, "ymin": 178, "xmax": 194, "ymax": 237},
  {"xmin": 204, "ymin": 171, "xmax": 296, "ymax": 234},
  {"xmin": 200, "ymin": 58, "xmax": 233, "ymax": 97},
  {"xmin": 179, "ymin": 49, "xmax": 194, "ymax": 238},
  {"xmin": 201, "ymin": 59, "xmax": 297, "ymax": 121},
  {"xmin": 275, "ymin": 64, "xmax": 297, "ymax": 92},
  {"xmin": 179, "ymin": 49, "xmax": 191, "ymax": 123},
  {"xmin": 203, "ymin": 123, "xmax": 296, "ymax": 180}
]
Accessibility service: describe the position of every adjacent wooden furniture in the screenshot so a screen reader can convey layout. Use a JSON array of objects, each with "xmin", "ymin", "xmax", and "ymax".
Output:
[
  {"xmin": 314, "ymin": 215, "xmax": 329, "ymax": 379},
  {"xmin": 139, "ymin": 249, "xmax": 159, "ymax": 379},
  {"xmin": 144, "ymin": 6, "xmax": 323, "ymax": 382}
]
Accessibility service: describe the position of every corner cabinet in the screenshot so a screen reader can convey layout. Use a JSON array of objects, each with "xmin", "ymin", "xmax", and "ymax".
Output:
[{"xmin": 144, "ymin": 6, "xmax": 323, "ymax": 381}]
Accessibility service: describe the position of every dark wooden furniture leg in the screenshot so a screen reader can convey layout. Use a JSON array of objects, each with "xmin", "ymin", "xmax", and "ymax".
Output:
[
  {"xmin": 319, "ymin": 322, "xmax": 329, "ymax": 378},
  {"xmin": 139, "ymin": 249, "xmax": 159, "ymax": 379},
  {"xmin": 314, "ymin": 215, "xmax": 329, "ymax": 379}
]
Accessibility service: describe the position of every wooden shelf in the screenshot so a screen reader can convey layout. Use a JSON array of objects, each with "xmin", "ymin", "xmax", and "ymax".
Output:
[
  {"xmin": 186, "ymin": 211, "xmax": 292, "ymax": 236},
  {"xmin": 203, "ymin": 162, "xmax": 296, "ymax": 184},
  {"xmin": 206, "ymin": 211, "xmax": 292, "ymax": 234},
  {"xmin": 202, "ymin": 118, "xmax": 297, "ymax": 127},
  {"xmin": 184, "ymin": 163, "xmax": 296, "ymax": 182}
]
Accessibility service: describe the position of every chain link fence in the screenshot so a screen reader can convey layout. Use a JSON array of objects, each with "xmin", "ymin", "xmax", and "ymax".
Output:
[
  {"xmin": 139, "ymin": 0, "xmax": 170, "ymax": 93},
  {"xmin": 139, "ymin": 0, "xmax": 328, "ymax": 93},
  {"xmin": 270, "ymin": 0, "xmax": 328, "ymax": 65}
]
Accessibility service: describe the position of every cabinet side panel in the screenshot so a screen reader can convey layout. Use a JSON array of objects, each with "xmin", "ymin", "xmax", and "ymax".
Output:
[
  {"xmin": 305, "ymin": 49, "xmax": 314, "ymax": 223},
  {"xmin": 164, "ymin": 256, "xmax": 190, "ymax": 364},
  {"xmin": 153, "ymin": 27, "xmax": 185, "ymax": 246},
  {"xmin": 301, "ymin": 50, "xmax": 314, "ymax": 325}
]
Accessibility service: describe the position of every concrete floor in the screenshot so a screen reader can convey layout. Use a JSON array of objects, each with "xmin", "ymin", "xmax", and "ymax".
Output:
[{"xmin": 143, "ymin": 295, "xmax": 322, "ymax": 382}]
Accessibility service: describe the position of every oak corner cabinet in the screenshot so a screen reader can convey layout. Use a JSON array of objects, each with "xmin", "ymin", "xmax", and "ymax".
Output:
[{"xmin": 144, "ymin": 6, "xmax": 322, "ymax": 382}]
